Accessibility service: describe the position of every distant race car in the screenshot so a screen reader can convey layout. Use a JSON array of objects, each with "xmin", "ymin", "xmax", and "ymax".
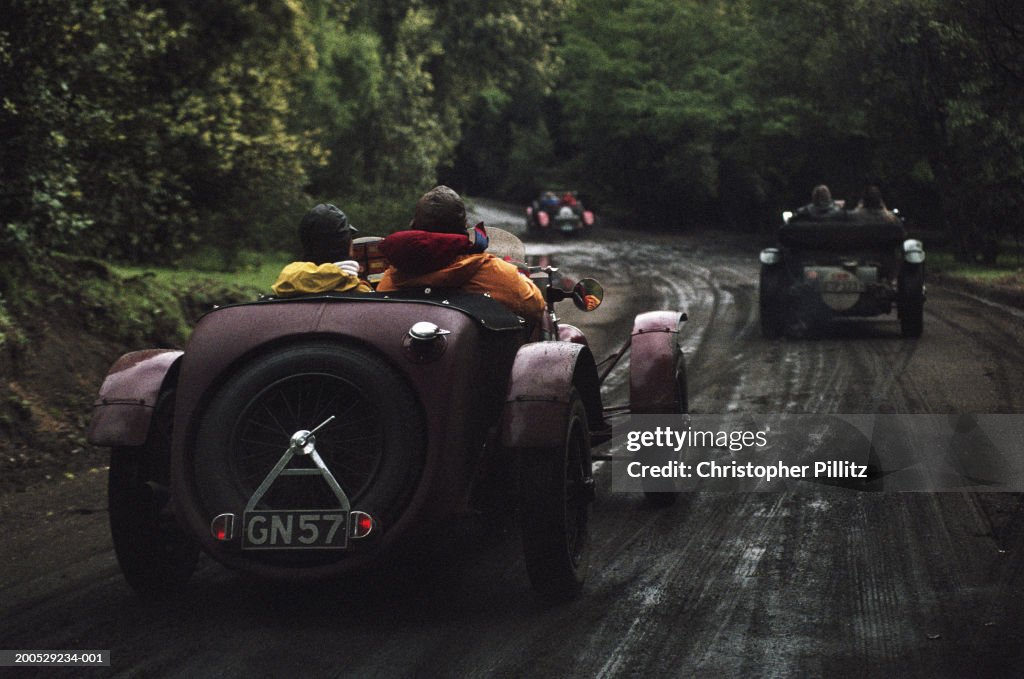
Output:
[
  {"xmin": 759, "ymin": 206, "xmax": 925, "ymax": 338},
  {"xmin": 526, "ymin": 190, "xmax": 596, "ymax": 237}
]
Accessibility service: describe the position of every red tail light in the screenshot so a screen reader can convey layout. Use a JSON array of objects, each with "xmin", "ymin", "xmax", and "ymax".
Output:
[
  {"xmin": 350, "ymin": 511, "xmax": 375, "ymax": 539},
  {"xmin": 211, "ymin": 513, "xmax": 235, "ymax": 541}
]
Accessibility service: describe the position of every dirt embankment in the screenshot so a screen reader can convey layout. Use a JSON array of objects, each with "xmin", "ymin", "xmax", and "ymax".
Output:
[{"xmin": 0, "ymin": 256, "xmax": 260, "ymax": 493}]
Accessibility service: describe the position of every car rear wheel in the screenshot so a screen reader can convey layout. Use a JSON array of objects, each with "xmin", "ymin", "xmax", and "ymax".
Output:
[
  {"xmin": 898, "ymin": 266, "xmax": 925, "ymax": 338},
  {"xmin": 108, "ymin": 389, "xmax": 199, "ymax": 596},
  {"xmin": 643, "ymin": 352, "xmax": 686, "ymax": 508},
  {"xmin": 518, "ymin": 389, "xmax": 593, "ymax": 601},
  {"xmin": 192, "ymin": 342, "xmax": 425, "ymax": 542},
  {"xmin": 759, "ymin": 266, "xmax": 787, "ymax": 338}
]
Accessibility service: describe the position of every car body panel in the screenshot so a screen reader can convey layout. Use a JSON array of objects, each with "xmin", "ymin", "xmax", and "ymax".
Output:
[
  {"xmin": 87, "ymin": 349, "xmax": 183, "ymax": 447},
  {"xmin": 500, "ymin": 341, "xmax": 603, "ymax": 450},
  {"xmin": 629, "ymin": 311, "xmax": 685, "ymax": 414},
  {"xmin": 168, "ymin": 294, "xmax": 527, "ymax": 577}
]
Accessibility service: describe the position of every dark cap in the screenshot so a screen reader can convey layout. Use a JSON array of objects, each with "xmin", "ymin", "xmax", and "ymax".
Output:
[
  {"xmin": 299, "ymin": 203, "xmax": 357, "ymax": 263},
  {"xmin": 300, "ymin": 204, "xmax": 357, "ymax": 239},
  {"xmin": 412, "ymin": 186, "xmax": 468, "ymax": 235}
]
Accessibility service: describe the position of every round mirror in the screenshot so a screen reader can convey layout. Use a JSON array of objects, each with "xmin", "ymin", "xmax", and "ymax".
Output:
[{"xmin": 572, "ymin": 278, "xmax": 604, "ymax": 312}]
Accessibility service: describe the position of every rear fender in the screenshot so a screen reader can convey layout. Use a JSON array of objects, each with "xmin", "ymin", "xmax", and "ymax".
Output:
[
  {"xmin": 500, "ymin": 341, "xmax": 603, "ymax": 449},
  {"xmin": 630, "ymin": 311, "xmax": 686, "ymax": 414},
  {"xmin": 87, "ymin": 349, "xmax": 183, "ymax": 447}
]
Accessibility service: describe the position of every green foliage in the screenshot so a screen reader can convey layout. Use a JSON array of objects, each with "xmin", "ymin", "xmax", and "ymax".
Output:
[
  {"xmin": 54, "ymin": 254, "xmax": 266, "ymax": 347},
  {"xmin": 1, "ymin": 0, "xmax": 319, "ymax": 265},
  {"xmin": 297, "ymin": 0, "xmax": 574, "ymax": 212},
  {"xmin": 0, "ymin": 293, "xmax": 28, "ymax": 361},
  {"xmin": 5, "ymin": 0, "xmax": 1022, "ymax": 266}
]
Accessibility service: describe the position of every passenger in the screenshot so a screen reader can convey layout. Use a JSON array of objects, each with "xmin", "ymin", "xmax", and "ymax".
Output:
[
  {"xmin": 792, "ymin": 184, "xmax": 842, "ymax": 220},
  {"xmin": 852, "ymin": 186, "xmax": 900, "ymax": 225},
  {"xmin": 377, "ymin": 186, "xmax": 546, "ymax": 325},
  {"xmin": 271, "ymin": 203, "xmax": 372, "ymax": 295}
]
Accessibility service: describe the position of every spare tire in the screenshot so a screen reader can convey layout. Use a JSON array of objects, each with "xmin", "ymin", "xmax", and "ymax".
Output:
[{"xmin": 191, "ymin": 342, "xmax": 425, "ymax": 536}]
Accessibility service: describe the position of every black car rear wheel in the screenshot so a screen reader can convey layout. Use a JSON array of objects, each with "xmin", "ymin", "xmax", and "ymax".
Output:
[
  {"xmin": 759, "ymin": 266, "xmax": 788, "ymax": 338},
  {"xmin": 192, "ymin": 342, "xmax": 425, "ymax": 538},
  {"xmin": 518, "ymin": 389, "xmax": 593, "ymax": 601},
  {"xmin": 898, "ymin": 266, "xmax": 925, "ymax": 338},
  {"xmin": 109, "ymin": 389, "xmax": 199, "ymax": 596}
]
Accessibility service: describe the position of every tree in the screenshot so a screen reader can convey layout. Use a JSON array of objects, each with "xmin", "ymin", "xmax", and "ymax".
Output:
[{"xmin": 0, "ymin": 0, "xmax": 320, "ymax": 266}]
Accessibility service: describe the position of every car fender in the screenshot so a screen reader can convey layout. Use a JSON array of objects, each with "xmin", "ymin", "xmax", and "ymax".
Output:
[
  {"xmin": 630, "ymin": 311, "xmax": 686, "ymax": 414},
  {"xmin": 87, "ymin": 349, "xmax": 183, "ymax": 447},
  {"xmin": 500, "ymin": 341, "xmax": 602, "ymax": 450},
  {"xmin": 558, "ymin": 323, "xmax": 589, "ymax": 347}
]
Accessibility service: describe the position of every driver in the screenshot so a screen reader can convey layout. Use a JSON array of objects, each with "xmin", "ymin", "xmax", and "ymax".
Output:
[
  {"xmin": 377, "ymin": 186, "xmax": 546, "ymax": 325},
  {"xmin": 852, "ymin": 185, "xmax": 900, "ymax": 225},
  {"xmin": 792, "ymin": 184, "xmax": 843, "ymax": 220}
]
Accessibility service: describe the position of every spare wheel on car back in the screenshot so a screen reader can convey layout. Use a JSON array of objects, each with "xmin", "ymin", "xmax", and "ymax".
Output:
[{"xmin": 190, "ymin": 341, "xmax": 425, "ymax": 558}]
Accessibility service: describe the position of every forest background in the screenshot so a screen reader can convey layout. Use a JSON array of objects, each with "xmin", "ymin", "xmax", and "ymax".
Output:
[{"xmin": 2, "ymin": 0, "xmax": 1023, "ymax": 271}]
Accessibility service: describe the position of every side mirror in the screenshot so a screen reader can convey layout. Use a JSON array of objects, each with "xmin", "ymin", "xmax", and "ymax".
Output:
[{"xmin": 572, "ymin": 278, "xmax": 604, "ymax": 312}]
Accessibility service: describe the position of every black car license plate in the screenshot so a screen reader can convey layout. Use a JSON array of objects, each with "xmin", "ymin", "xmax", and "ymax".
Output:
[
  {"xmin": 820, "ymin": 280, "xmax": 862, "ymax": 293},
  {"xmin": 241, "ymin": 510, "xmax": 349, "ymax": 550}
]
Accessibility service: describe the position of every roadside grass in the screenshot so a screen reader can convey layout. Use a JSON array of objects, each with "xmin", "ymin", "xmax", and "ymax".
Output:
[
  {"xmin": 927, "ymin": 250, "xmax": 1024, "ymax": 290},
  {"xmin": 112, "ymin": 251, "xmax": 291, "ymax": 293}
]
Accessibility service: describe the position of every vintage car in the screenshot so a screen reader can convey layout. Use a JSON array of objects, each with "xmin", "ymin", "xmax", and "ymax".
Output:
[
  {"xmin": 759, "ymin": 209, "xmax": 925, "ymax": 338},
  {"xmin": 87, "ymin": 229, "xmax": 687, "ymax": 601},
  {"xmin": 525, "ymin": 190, "xmax": 596, "ymax": 237}
]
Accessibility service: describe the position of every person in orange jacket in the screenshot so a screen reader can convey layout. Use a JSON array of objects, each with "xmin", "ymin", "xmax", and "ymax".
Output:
[
  {"xmin": 272, "ymin": 203, "xmax": 373, "ymax": 295},
  {"xmin": 377, "ymin": 186, "xmax": 545, "ymax": 325}
]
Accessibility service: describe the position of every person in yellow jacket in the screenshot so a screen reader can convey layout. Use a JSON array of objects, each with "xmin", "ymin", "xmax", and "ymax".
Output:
[
  {"xmin": 272, "ymin": 203, "xmax": 372, "ymax": 295},
  {"xmin": 376, "ymin": 186, "xmax": 546, "ymax": 326}
]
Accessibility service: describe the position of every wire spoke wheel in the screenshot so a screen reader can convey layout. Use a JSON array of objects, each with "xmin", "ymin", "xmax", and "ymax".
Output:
[
  {"xmin": 230, "ymin": 372, "xmax": 383, "ymax": 510},
  {"xmin": 192, "ymin": 342, "xmax": 425, "ymax": 554}
]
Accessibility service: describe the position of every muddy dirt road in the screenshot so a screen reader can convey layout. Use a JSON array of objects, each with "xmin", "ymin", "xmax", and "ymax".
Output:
[{"xmin": 3, "ymin": 200, "xmax": 1024, "ymax": 677}]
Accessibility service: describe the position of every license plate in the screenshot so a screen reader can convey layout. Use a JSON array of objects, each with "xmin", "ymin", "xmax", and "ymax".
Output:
[
  {"xmin": 241, "ymin": 510, "xmax": 349, "ymax": 550},
  {"xmin": 820, "ymin": 280, "xmax": 862, "ymax": 293},
  {"xmin": 560, "ymin": 223, "xmax": 577, "ymax": 232}
]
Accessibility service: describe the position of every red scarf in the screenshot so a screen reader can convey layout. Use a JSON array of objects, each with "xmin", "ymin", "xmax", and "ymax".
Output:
[{"xmin": 379, "ymin": 228, "xmax": 483, "ymax": 275}]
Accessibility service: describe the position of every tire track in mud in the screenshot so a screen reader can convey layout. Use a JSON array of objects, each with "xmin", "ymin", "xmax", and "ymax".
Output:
[
  {"xmin": 562, "ymin": 493, "xmax": 788, "ymax": 677},
  {"xmin": 549, "ymin": 231, "xmax": 1023, "ymax": 676}
]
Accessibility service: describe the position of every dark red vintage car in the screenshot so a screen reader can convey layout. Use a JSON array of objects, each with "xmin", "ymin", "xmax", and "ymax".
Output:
[
  {"xmin": 526, "ymin": 190, "xmax": 596, "ymax": 237},
  {"xmin": 87, "ymin": 229, "xmax": 686, "ymax": 601}
]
